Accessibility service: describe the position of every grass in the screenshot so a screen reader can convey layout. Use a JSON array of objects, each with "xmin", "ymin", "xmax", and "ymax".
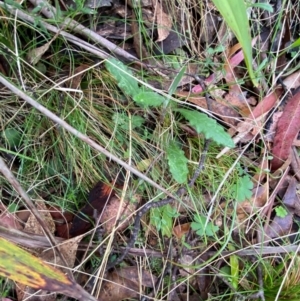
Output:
[{"xmin": 0, "ymin": 0, "xmax": 300, "ymax": 300}]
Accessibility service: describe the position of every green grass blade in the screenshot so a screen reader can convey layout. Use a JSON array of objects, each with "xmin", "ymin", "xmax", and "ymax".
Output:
[{"xmin": 211, "ymin": 0, "xmax": 258, "ymax": 86}]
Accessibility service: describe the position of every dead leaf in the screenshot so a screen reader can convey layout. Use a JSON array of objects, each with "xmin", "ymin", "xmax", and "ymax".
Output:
[
  {"xmin": 217, "ymin": 87, "xmax": 283, "ymax": 158},
  {"xmin": 176, "ymin": 90, "xmax": 240, "ymax": 126},
  {"xmin": 192, "ymin": 37, "xmax": 258, "ymax": 93},
  {"xmin": 282, "ymin": 70, "xmax": 300, "ymax": 90},
  {"xmin": 67, "ymin": 64, "xmax": 90, "ymax": 89},
  {"xmin": 0, "ymin": 204, "xmax": 23, "ymax": 230},
  {"xmin": 98, "ymin": 267, "xmax": 157, "ymax": 301},
  {"xmin": 17, "ymin": 200, "xmax": 56, "ymax": 300},
  {"xmin": 172, "ymin": 223, "xmax": 190, "ymax": 239},
  {"xmin": 99, "ymin": 195, "xmax": 136, "ymax": 234},
  {"xmin": 272, "ymin": 90, "xmax": 300, "ymax": 170},
  {"xmin": 280, "ymin": 176, "xmax": 300, "ymax": 216},
  {"xmin": 153, "ymin": 0, "xmax": 172, "ymax": 42},
  {"xmin": 0, "ymin": 225, "xmax": 64, "ymax": 249},
  {"xmin": 24, "ymin": 200, "xmax": 55, "ymax": 236},
  {"xmin": 265, "ymin": 209, "xmax": 293, "ymax": 240},
  {"xmin": 179, "ymin": 254, "xmax": 194, "ymax": 277},
  {"xmin": 47, "ymin": 205, "xmax": 73, "ymax": 239},
  {"xmin": 69, "ymin": 182, "xmax": 115, "ymax": 237},
  {"xmin": 236, "ymin": 184, "xmax": 268, "ymax": 225},
  {"xmin": 26, "ymin": 32, "xmax": 60, "ymax": 65},
  {"xmin": 0, "ymin": 237, "xmax": 96, "ymax": 301}
]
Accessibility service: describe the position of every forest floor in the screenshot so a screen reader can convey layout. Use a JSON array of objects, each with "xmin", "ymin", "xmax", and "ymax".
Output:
[{"xmin": 0, "ymin": 0, "xmax": 300, "ymax": 300}]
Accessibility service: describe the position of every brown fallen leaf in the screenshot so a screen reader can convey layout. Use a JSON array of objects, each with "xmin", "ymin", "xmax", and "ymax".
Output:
[
  {"xmin": 264, "ymin": 176, "xmax": 297, "ymax": 242},
  {"xmin": 0, "ymin": 203, "xmax": 23, "ymax": 230},
  {"xmin": 176, "ymin": 90, "xmax": 240, "ymax": 126},
  {"xmin": 69, "ymin": 181, "xmax": 116, "ymax": 237},
  {"xmin": 99, "ymin": 195, "xmax": 136, "ymax": 234},
  {"xmin": 24, "ymin": 200, "xmax": 55, "ymax": 236},
  {"xmin": 271, "ymin": 90, "xmax": 300, "ymax": 170},
  {"xmin": 98, "ymin": 267, "xmax": 157, "ymax": 301},
  {"xmin": 153, "ymin": 0, "xmax": 172, "ymax": 42},
  {"xmin": 172, "ymin": 222, "xmax": 191, "ymax": 239},
  {"xmin": 67, "ymin": 64, "xmax": 90, "ymax": 89},
  {"xmin": 47, "ymin": 205, "xmax": 73, "ymax": 239},
  {"xmin": 217, "ymin": 87, "xmax": 284, "ymax": 158},
  {"xmin": 26, "ymin": 31, "xmax": 60, "ymax": 65}
]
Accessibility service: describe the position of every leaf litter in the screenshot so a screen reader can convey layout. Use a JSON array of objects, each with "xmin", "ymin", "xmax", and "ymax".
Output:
[{"xmin": 0, "ymin": 0, "xmax": 300, "ymax": 300}]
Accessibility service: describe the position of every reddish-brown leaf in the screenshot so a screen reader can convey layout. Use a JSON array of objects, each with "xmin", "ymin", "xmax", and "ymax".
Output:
[
  {"xmin": 272, "ymin": 91, "xmax": 300, "ymax": 170},
  {"xmin": 172, "ymin": 223, "xmax": 191, "ymax": 239},
  {"xmin": 70, "ymin": 181, "xmax": 123, "ymax": 237}
]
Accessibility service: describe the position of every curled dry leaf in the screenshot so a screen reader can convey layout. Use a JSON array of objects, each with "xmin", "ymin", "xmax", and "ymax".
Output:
[
  {"xmin": 69, "ymin": 182, "xmax": 115, "ymax": 237},
  {"xmin": 99, "ymin": 195, "xmax": 137, "ymax": 234},
  {"xmin": 172, "ymin": 222, "xmax": 191, "ymax": 239},
  {"xmin": 70, "ymin": 181, "xmax": 137, "ymax": 237}
]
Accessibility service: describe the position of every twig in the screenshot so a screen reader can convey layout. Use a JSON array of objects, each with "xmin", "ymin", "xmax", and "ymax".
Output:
[
  {"xmin": 0, "ymin": 1, "xmax": 110, "ymax": 61},
  {"xmin": 255, "ymin": 261, "xmax": 266, "ymax": 301},
  {"xmin": 26, "ymin": 0, "xmax": 141, "ymax": 65}
]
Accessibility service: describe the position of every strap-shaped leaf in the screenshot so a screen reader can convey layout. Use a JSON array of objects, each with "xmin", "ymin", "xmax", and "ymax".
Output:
[
  {"xmin": 211, "ymin": 0, "xmax": 258, "ymax": 86},
  {"xmin": 0, "ymin": 237, "xmax": 97, "ymax": 301}
]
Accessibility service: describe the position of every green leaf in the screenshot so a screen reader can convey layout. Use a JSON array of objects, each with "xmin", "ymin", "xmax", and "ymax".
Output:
[
  {"xmin": 191, "ymin": 215, "xmax": 219, "ymax": 237},
  {"xmin": 176, "ymin": 109, "xmax": 234, "ymax": 148},
  {"xmin": 133, "ymin": 91, "xmax": 165, "ymax": 107},
  {"xmin": 249, "ymin": 3, "xmax": 274, "ymax": 12},
  {"xmin": 166, "ymin": 141, "xmax": 189, "ymax": 184},
  {"xmin": 105, "ymin": 58, "xmax": 139, "ymax": 97},
  {"xmin": 230, "ymin": 254, "xmax": 239, "ymax": 289},
  {"xmin": 275, "ymin": 206, "xmax": 288, "ymax": 218},
  {"xmin": 211, "ymin": 0, "xmax": 258, "ymax": 86},
  {"xmin": 2, "ymin": 128, "xmax": 22, "ymax": 148},
  {"xmin": 232, "ymin": 175, "xmax": 253, "ymax": 202},
  {"xmin": 167, "ymin": 65, "xmax": 187, "ymax": 97},
  {"xmin": 288, "ymin": 37, "xmax": 300, "ymax": 51},
  {"xmin": 150, "ymin": 205, "xmax": 179, "ymax": 238}
]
